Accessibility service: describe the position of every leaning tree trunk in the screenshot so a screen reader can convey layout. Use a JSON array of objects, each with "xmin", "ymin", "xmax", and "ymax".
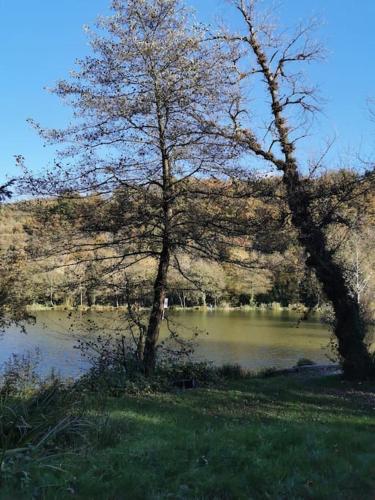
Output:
[
  {"xmin": 143, "ymin": 243, "xmax": 170, "ymax": 375},
  {"xmin": 232, "ymin": 0, "xmax": 374, "ymax": 379},
  {"xmin": 283, "ymin": 168, "xmax": 374, "ymax": 380}
]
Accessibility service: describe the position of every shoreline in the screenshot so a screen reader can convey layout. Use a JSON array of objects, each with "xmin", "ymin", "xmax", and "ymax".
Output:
[{"xmin": 26, "ymin": 302, "xmax": 324, "ymax": 314}]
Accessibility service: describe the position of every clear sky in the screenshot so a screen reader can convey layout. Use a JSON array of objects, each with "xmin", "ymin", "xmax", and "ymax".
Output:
[{"xmin": 1, "ymin": 0, "xmax": 375, "ymax": 183}]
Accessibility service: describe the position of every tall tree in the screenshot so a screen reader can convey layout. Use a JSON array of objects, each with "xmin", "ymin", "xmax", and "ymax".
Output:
[
  {"xmin": 214, "ymin": 0, "xmax": 375, "ymax": 379},
  {"xmin": 24, "ymin": 0, "xmax": 238, "ymax": 374}
]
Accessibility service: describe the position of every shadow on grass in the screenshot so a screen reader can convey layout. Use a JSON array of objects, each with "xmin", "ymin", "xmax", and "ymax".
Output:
[
  {"xmin": 70, "ymin": 374, "xmax": 375, "ymax": 500},
  {"xmin": 2, "ymin": 374, "xmax": 375, "ymax": 499},
  {"xmin": 110, "ymin": 374, "xmax": 374, "ymax": 428}
]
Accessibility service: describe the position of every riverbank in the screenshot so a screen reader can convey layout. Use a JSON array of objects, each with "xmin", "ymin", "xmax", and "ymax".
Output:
[{"xmin": 2, "ymin": 370, "xmax": 374, "ymax": 499}]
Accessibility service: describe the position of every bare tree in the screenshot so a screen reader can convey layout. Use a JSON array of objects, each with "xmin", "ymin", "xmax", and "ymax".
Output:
[
  {"xmin": 23, "ymin": 0, "xmax": 240, "ymax": 374},
  {"xmin": 212, "ymin": 0, "xmax": 374, "ymax": 379}
]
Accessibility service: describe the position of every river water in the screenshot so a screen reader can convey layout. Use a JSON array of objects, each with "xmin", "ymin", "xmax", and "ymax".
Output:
[{"xmin": 0, "ymin": 309, "xmax": 332, "ymax": 378}]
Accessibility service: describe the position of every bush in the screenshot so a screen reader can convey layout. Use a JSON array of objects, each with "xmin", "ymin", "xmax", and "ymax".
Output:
[{"xmin": 78, "ymin": 358, "xmax": 222, "ymax": 395}]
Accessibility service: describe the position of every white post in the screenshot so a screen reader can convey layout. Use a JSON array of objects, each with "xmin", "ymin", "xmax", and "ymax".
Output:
[{"xmin": 162, "ymin": 297, "xmax": 169, "ymax": 320}]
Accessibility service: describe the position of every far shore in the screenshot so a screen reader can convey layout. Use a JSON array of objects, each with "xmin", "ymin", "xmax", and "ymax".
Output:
[{"xmin": 26, "ymin": 302, "xmax": 323, "ymax": 314}]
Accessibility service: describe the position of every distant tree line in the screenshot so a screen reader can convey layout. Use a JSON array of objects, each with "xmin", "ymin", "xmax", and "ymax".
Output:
[{"xmin": 2, "ymin": 172, "xmax": 374, "ymax": 317}]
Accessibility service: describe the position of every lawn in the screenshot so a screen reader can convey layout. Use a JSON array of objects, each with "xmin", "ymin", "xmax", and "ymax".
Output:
[{"xmin": 2, "ymin": 373, "xmax": 374, "ymax": 499}]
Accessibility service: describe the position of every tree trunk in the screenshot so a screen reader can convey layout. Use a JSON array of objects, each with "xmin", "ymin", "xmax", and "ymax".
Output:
[
  {"xmin": 86, "ymin": 289, "xmax": 96, "ymax": 307},
  {"xmin": 143, "ymin": 244, "xmax": 170, "ymax": 375},
  {"xmin": 49, "ymin": 285, "xmax": 54, "ymax": 307},
  {"xmin": 283, "ymin": 167, "xmax": 374, "ymax": 380},
  {"xmin": 143, "ymin": 82, "xmax": 173, "ymax": 375},
  {"xmin": 142, "ymin": 147, "xmax": 172, "ymax": 375}
]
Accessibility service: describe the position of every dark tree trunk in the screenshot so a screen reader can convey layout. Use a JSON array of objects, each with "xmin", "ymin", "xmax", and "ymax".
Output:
[
  {"xmin": 283, "ymin": 167, "xmax": 374, "ymax": 380},
  {"xmin": 143, "ymin": 244, "xmax": 170, "ymax": 375}
]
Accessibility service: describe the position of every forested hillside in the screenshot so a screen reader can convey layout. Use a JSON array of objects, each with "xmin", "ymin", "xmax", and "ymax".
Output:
[{"xmin": 1, "ymin": 172, "xmax": 373, "ymax": 314}]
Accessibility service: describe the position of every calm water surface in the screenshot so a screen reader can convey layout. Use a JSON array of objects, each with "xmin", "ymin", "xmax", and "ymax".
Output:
[{"xmin": 0, "ymin": 310, "xmax": 331, "ymax": 378}]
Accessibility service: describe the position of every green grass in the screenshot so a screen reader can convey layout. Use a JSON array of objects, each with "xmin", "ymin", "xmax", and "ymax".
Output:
[{"xmin": 1, "ymin": 374, "xmax": 374, "ymax": 499}]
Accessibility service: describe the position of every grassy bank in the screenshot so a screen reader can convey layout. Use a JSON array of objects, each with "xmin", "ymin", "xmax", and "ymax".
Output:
[{"xmin": 1, "ymin": 372, "xmax": 374, "ymax": 499}]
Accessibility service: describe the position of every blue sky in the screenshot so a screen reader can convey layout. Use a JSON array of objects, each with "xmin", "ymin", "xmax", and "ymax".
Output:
[{"xmin": 1, "ymin": 0, "xmax": 374, "ymax": 183}]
